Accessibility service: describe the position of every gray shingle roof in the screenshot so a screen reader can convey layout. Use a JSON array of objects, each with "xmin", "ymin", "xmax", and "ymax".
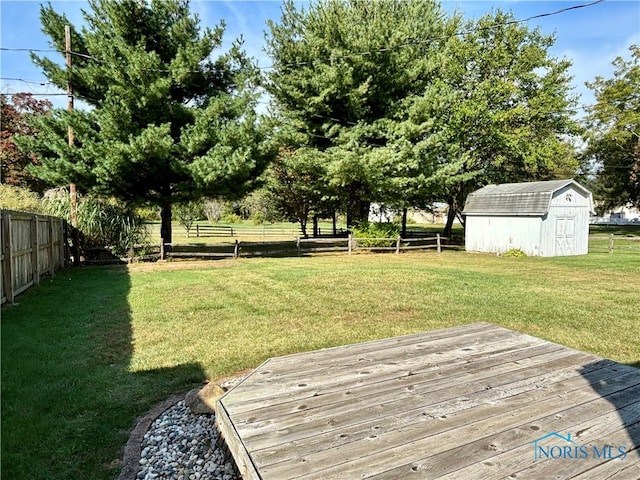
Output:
[{"xmin": 462, "ymin": 179, "xmax": 589, "ymax": 216}]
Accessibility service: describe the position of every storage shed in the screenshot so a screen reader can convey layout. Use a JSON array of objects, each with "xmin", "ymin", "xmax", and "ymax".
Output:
[{"xmin": 462, "ymin": 179, "xmax": 595, "ymax": 257}]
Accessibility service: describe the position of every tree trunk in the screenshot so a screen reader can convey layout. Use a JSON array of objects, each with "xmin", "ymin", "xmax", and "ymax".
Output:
[
  {"xmin": 332, "ymin": 210, "xmax": 337, "ymax": 235},
  {"xmin": 359, "ymin": 200, "xmax": 371, "ymax": 225},
  {"xmin": 312, "ymin": 215, "xmax": 319, "ymax": 237},
  {"xmin": 160, "ymin": 202, "xmax": 173, "ymax": 246},
  {"xmin": 443, "ymin": 197, "xmax": 457, "ymax": 238},
  {"xmin": 401, "ymin": 207, "xmax": 408, "ymax": 238},
  {"xmin": 299, "ymin": 216, "xmax": 308, "ymax": 238}
]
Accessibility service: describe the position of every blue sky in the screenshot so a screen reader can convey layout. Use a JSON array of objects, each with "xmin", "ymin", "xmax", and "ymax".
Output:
[{"xmin": 1, "ymin": 0, "xmax": 638, "ymax": 113}]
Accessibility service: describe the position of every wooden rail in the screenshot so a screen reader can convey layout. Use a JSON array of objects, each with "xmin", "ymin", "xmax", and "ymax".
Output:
[
  {"xmin": 156, "ymin": 234, "xmax": 459, "ymax": 260},
  {"xmin": 188, "ymin": 224, "xmax": 305, "ymax": 238},
  {"xmin": 589, "ymin": 234, "xmax": 640, "ymax": 254},
  {"xmin": 1, "ymin": 210, "xmax": 68, "ymax": 305}
]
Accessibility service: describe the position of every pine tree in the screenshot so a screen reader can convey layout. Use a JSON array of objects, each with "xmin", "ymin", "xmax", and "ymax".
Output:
[
  {"xmin": 24, "ymin": 0, "xmax": 273, "ymax": 243},
  {"xmin": 265, "ymin": 0, "xmax": 447, "ymax": 227}
]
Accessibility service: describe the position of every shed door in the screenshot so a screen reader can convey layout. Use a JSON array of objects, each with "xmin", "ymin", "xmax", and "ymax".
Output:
[{"xmin": 555, "ymin": 217, "xmax": 576, "ymax": 255}]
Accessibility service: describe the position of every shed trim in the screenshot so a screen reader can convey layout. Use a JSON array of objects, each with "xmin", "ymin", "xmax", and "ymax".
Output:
[{"xmin": 462, "ymin": 179, "xmax": 594, "ymax": 216}]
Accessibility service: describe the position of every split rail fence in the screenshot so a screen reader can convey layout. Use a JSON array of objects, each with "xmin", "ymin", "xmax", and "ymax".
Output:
[
  {"xmin": 186, "ymin": 224, "xmax": 305, "ymax": 238},
  {"xmin": 158, "ymin": 233, "xmax": 459, "ymax": 260},
  {"xmin": 589, "ymin": 234, "xmax": 640, "ymax": 254},
  {"xmin": 1, "ymin": 210, "xmax": 68, "ymax": 305}
]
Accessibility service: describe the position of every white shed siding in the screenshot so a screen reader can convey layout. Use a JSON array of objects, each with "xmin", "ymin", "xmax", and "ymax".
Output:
[
  {"xmin": 463, "ymin": 180, "xmax": 594, "ymax": 257},
  {"xmin": 538, "ymin": 185, "xmax": 592, "ymax": 256},
  {"xmin": 541, "ymin": 206, "xmax": 591, "ymax": 256},
  {"xmin": 465, "ymin": 216, "xmax": 543, "ymax": 256},
  {"xmin": 549, "ymin": 184, "xmax": 592, "ymax": 209}
]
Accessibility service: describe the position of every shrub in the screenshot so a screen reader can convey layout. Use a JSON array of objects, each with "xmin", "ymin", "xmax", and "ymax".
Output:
[
  {"xmin": 42, "ymin": 189, "xmax": 148, "ymax": 257},
  {"xmin": 220, "ymin": 213, "xmax": 242, "ymax": 224},
  {"xmin": 502, "ymin": 248, "xmax": 527, "ymax": 258},
  {"xmin": 0, "ymin": 185, "xmax": 41, "ymax": 213},
  {"xmin": 136, "ymin": 205, "xmax": 160, "ymax": 221},
  {"xmin": 353, "ymin": 222, "xmax": 401, "ymax": 248},
  {"xmin": 251, "ymin": 212, "xmax": 266, "ymax": 225}
]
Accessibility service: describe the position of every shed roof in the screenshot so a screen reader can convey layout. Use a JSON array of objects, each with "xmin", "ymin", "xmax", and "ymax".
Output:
[{"xmin": 463, "ymin": 179, "xmax": 593, "ymax": 216}]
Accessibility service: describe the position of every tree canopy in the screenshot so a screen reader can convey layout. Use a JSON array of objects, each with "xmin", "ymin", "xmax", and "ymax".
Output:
[
  {"xmin": 23, "ymin": 0, "xmax": 273, "ymax": 242},
  {"xmin": 399, "ymin": 10, "xmax": 581, "ymax": 234},
  {"xmin": 265, "ymin": 0, "xmax": 449, "ymax": 227},
  {"xmin": 265, "ymin": 0, "xmax": 580, "ymax": 232},
  {"xmin": 1, "ymin": 93, "xmax": 53, "ymax": 193},
  {"xmin": 584, "ymin": 44, "xmax": 640, "ymax": 210}
]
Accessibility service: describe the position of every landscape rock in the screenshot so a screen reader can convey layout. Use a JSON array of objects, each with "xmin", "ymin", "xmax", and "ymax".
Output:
[
  {"xmin": 136, "ymin": 401, "xmax": 240, "ymax": 480},
  {"xmin": 185, "ymin": 383, "xmax": 226, "ymax": 415}
]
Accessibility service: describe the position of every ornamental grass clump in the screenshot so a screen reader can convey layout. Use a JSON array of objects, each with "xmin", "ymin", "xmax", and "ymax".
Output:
[{"xmin": 42, "ymin": 188, "xmax": 148, "ymax": 257}]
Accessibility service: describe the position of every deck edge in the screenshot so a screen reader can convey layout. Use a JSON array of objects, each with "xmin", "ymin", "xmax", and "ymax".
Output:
[{"xmin": 216, "ymin": 399, "xmax": 262, "ymax": 480}]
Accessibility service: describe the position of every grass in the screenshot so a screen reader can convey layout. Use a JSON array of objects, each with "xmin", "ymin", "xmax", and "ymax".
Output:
[{"xmin": 2, "ymin": 249, "xmax": 639, "ymax": 480}]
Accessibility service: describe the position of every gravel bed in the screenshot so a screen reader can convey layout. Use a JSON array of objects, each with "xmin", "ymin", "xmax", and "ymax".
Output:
[{"xmin": 136, "ymin": 401, "xmax": 240, "ymax": 480}]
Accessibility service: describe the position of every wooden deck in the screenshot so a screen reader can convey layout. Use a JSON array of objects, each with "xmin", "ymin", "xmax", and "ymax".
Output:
[{"xmin": 215, "ymin": 323, "xmax": 640, "ymax": 479}]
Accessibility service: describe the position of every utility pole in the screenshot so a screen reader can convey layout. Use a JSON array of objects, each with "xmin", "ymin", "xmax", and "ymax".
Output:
[
  {"xmin": 65, "ymin": 25, "xmax": 77, "ymax": 228},
  {"xmin": 66, "ymin": 25, "xmax": 79, "ymax": 265}
]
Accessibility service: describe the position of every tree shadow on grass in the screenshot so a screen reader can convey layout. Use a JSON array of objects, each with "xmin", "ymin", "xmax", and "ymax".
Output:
[
  {"xmin": 1, "ymin": 265, "xmax": 206, "ymax": 480},
  {"xmin": 579, "ymin": 360, "xmax": 640, "ymax": 464}
]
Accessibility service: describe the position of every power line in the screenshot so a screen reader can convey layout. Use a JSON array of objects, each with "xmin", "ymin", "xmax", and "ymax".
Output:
[
  {"xmin": 1, "ymin": 91, "xmax": 68, "ymax": 97},
  {"xmin": 261, "ymin": 0, "xmax": 607, "ymax": 71},
  {"xmin": 0, "ymin": 47, "xmax": 58, "ymax": 53},
  {"xmin": 0, "ymin": 0, "xmax": 606, "ymax": 73},
  {"xmin": 0, "ymin": 77, "xmax": 52, "ymax": 86}
]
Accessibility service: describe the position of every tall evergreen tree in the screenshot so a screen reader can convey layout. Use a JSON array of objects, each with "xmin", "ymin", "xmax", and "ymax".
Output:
[
  {"xmin": 23, "ymin": 0, "xmax": 273, "ymax": 242},
  {"xmin": 265, "ymin": 0, "xmax": 448, "ymax": 227}
]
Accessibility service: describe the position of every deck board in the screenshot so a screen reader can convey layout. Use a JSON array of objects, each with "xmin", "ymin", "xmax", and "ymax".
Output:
[{"xmin": 215, "ymin": 323, "xmax": 640, "ymax": 479}]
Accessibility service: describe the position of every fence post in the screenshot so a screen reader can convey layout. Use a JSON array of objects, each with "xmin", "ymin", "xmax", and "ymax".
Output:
[
  {"xmin": 436, "ymin": 233, "xmax": 441, "ymax": 253},
  {"xmin": 160, "ymin": 238, "xmax": 166, "ymax": 260},
  {"xmin": 32, "ymin": 215, "xmax": 40, "ymax": 286},
  {"xmin": 57, "ymin": 219, "xmax": 65, "ymax": 269},
  {"xmin": 395, "ymin": 235, "xmax": 401, "ymax": 254},
  {"xmin": 48, "ymin": 216, "xmax": 55, "ymax": 275},
  {"xmin": 297, "ymin": 237, "xmax": 301, "ymax": 257},
  {"xmin": 2, "ymin": 212, "xmax": 15, "ymax": 304},
  {"xmin": 609, "ymin": 234, "xmax": 614, "ymax": 254},
  {"xmin": 196, "ymin": 224, "xmax": 200, "ymax": 238},
  {"xmin": 230, "ymin": 227, "xmax": 234, "ymax": 237},
  {"xmin": 348, "ymin": 233, "xmax": 353, "ymax": 255},
  {"xmin": 63, "ymin": 220, "xmax": 71, "ymax": 267},
  {"xmin": 234, "ymin": 239, "xmax": 239, "ymax": 259}
]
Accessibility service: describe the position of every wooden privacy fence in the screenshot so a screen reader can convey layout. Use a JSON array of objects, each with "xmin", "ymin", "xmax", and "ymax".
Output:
[
  {"xmin": 158, "ymin": 233, "xmax": 458, "ymax": 260},
  {"xmin": 1, "ymin": 210, "xmax": 68, "ymax": 305}
]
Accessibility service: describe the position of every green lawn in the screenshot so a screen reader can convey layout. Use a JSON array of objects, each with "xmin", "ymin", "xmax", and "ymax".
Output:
[{"xmin": 2, "ymin": 250, "xmax": 639, "ymax": 479}]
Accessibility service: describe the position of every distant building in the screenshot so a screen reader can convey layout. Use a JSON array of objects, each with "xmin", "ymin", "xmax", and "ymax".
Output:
[
  {"xmin": 463, "ymin": 179, "xmax": 595, "ymax": 257},
  {"xmin": 590, "ymin": 204, "xmax": 640, "ymax": 224}
]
